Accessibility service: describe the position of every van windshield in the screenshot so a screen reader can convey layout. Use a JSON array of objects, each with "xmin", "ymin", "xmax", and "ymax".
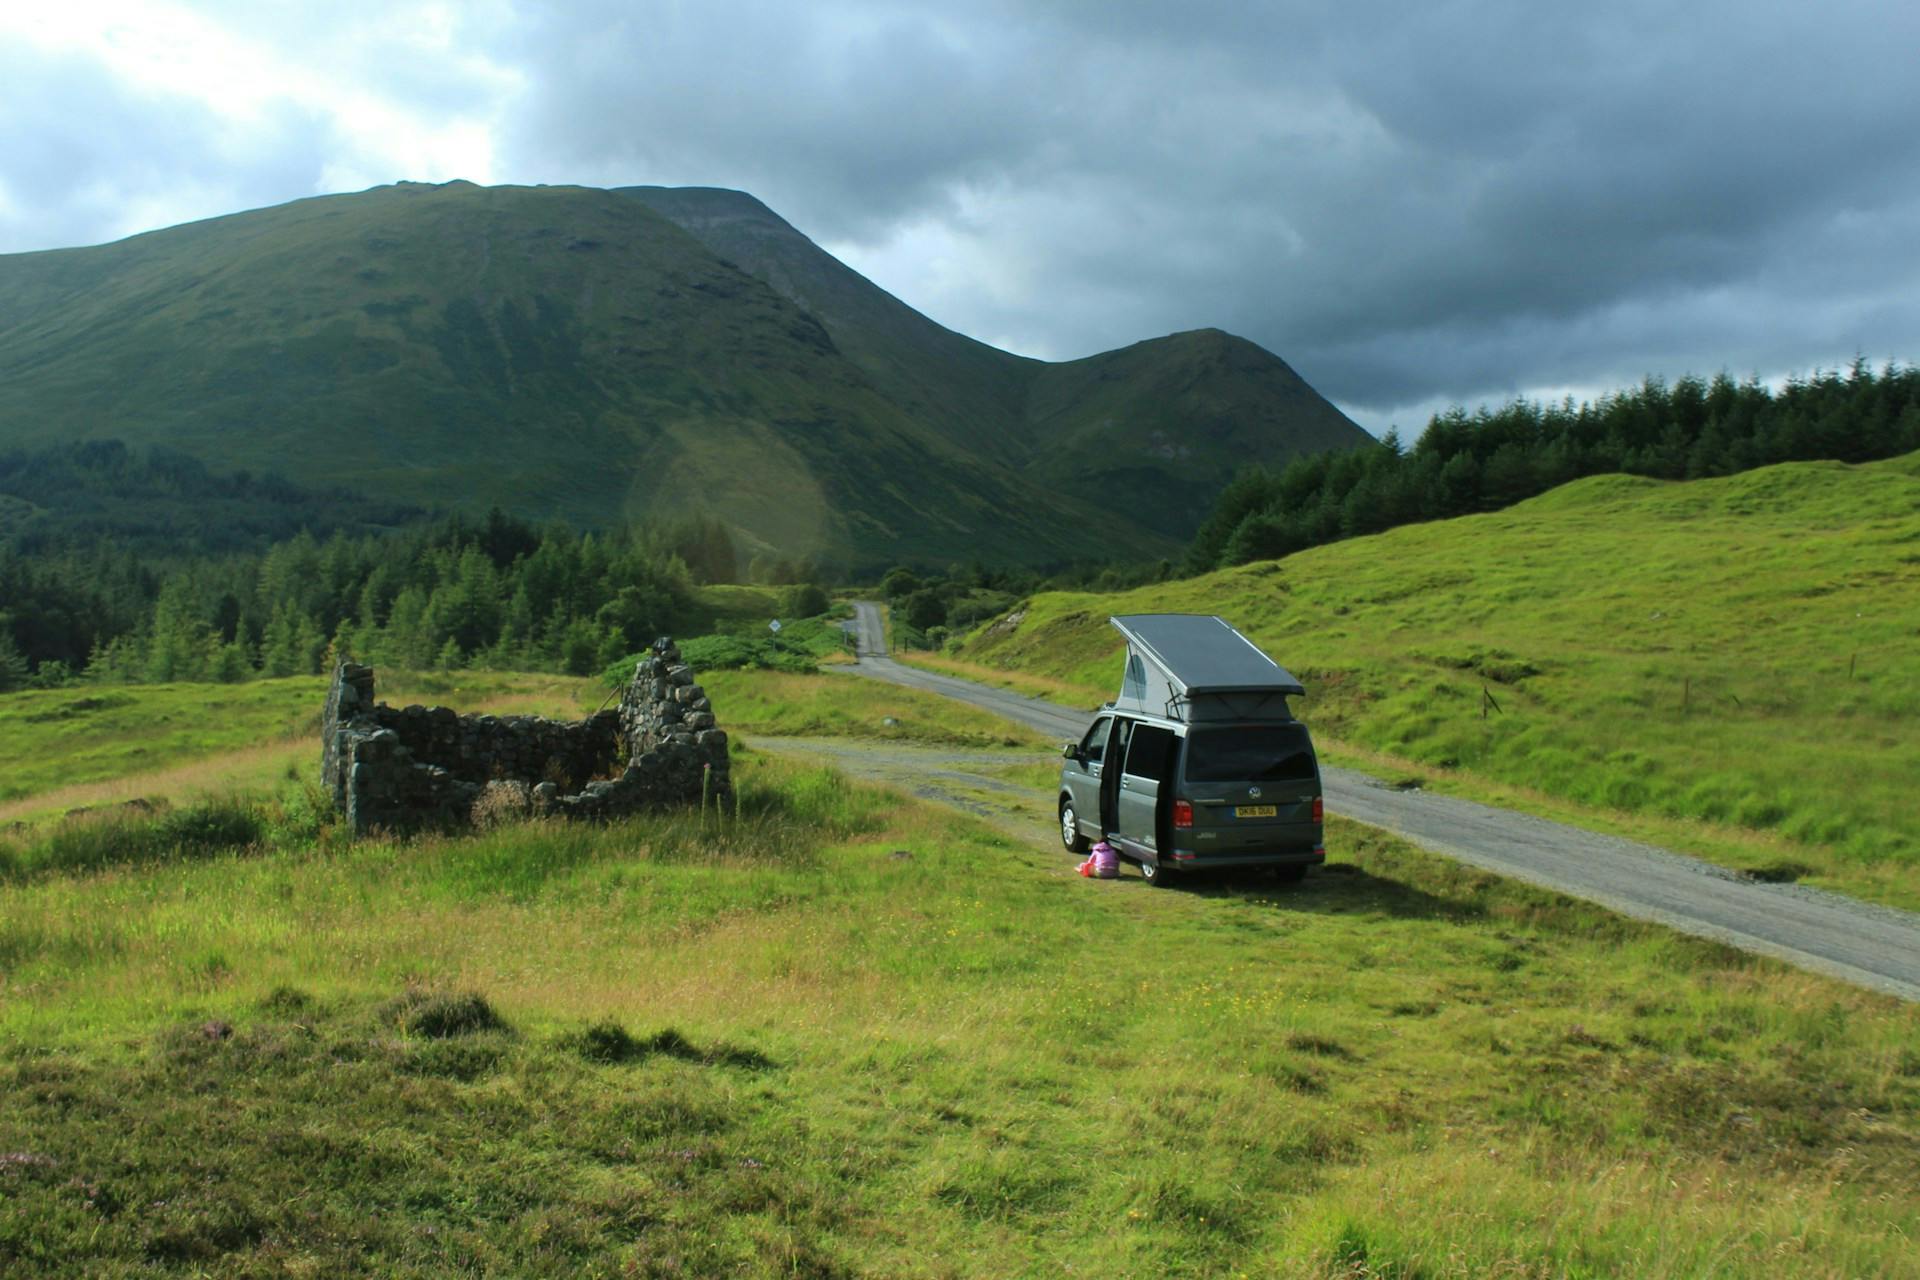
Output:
[{"xmin": 1183, "ymin": 725, "xmax": 1316, "ymax": 784}]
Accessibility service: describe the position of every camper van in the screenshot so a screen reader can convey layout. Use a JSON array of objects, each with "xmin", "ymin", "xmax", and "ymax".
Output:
[{"xmin": 1058, "ymin": 614, "xmax": 1325, "ymax": 886}]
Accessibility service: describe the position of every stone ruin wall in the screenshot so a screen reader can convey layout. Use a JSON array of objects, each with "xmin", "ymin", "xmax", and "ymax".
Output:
[{"xmin": 321, "ymin": 638, "xmax": 731, "ymax": 835}]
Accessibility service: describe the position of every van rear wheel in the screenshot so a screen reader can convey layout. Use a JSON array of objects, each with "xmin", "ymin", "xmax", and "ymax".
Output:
[
  {"xmin": 1139, "ymin": 857, "xmax": 1174, "ymax": 888},
  {"xmin": 1059, "ymin": 799, "xmax": 1090, "ymax": 854}
]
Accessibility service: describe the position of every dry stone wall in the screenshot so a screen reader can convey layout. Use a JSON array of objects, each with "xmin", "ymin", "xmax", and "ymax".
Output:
[{"xmin": 321, "ymin": 638, "xmax": 731, "ymax": 835}]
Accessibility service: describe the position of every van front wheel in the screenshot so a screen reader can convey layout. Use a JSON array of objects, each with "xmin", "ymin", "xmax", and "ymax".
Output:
[{"xmin": 1059, "ymin": 799, "xmax": 1090, "ymax": 853}]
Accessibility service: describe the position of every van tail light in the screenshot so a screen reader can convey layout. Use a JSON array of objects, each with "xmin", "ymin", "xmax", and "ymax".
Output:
[
  {"xmin": 1312, "ymin": 797, "xmax": 1324, "ymax": 824},
  {"xmin": 1173, "ymin": 800, "xmax": 1194, "ymax": 829}
]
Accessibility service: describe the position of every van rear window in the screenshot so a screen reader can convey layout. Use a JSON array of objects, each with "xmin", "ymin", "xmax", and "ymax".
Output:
[{"xmin": 1183, "ymin": 725, "xmax": 1316, "ymax": 783}]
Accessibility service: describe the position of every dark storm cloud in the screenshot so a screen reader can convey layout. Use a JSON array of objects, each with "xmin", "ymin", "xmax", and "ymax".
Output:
[{"xmin": 497, "ymin": 0, "xmax": 1920, "ymax": 428}]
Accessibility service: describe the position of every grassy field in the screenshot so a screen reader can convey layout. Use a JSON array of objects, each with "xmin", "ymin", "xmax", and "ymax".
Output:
[
  {"xmin": 3, "ymin": 741, "xmax": 1918, "ymax": 1276},
  {"xmin": 952, "ymin": 454, "xmax": 1920, "ymax": 909},
  {"xmin": 0, "ymin": 672, "xmax": 605, "ymax": 829}
]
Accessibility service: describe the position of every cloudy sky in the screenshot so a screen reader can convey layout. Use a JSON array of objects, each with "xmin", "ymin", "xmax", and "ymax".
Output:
[{"xmin": 5, "ymin": 1, "xmax": 1918, "ymax": 434}]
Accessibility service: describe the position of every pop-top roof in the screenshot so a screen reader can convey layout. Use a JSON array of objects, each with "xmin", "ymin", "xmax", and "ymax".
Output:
[{"xmin": 1110, "ymin": 614, "xmax": 1305, "ymax": 700}]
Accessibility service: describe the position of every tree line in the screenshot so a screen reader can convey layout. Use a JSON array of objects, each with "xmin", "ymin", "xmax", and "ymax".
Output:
[
  {"xmin": 6, "ymin": 358, "xmax": 1915, "ymax": 689},
  {"xmin": 1186, "ymin": 360, "xmax": 1920, "ymax": 573},
  {"xmin": 0, "ymin": 508, "xmax": 755, "ymax": 691}
]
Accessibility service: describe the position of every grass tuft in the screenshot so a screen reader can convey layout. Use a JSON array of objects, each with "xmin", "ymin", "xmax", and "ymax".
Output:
[
  {"xmin": 1744, "ymin": 860, "xmax": 1814, "ymax": 884},
  {"xmin": 566, "ymin": 1020, "xmax": 774, "ymax": 1071},
  {"xmin": 386, "ymin": 989, "xmax": 508, "ymax": 1039}
]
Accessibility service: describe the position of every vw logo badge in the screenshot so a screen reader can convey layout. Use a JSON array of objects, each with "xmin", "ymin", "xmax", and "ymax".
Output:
[{"xmin": 1248, "ymin": 786, "xmax": 1261, "ymax": 799}]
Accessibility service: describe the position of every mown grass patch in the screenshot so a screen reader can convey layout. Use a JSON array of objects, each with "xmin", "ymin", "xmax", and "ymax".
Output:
[
  {"xmin": 954, "ymin": 454, "xmax": 1920, "ymax": 907},
  {"xmin": 703, "ymin": 668, "xmax": 1051, "ymax": 749},
  {"xmin": 1, "ymin": 747, "xmax": 1916, "ymax": 1276}
]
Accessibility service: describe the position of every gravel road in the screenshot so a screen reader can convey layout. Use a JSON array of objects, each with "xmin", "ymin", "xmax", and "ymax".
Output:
[{"xmin": 839, "ymin": 602, "xmax": 1920, "ymax": 1001}]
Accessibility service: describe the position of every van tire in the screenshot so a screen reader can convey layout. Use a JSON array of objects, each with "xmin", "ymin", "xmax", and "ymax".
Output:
[
  {"xmin": 1139, "ymin": 858, "xmax": 1174, "ymax": 888},
  {"xmin": 1059, "ymin": 798, "xmax": 1090, "ymax": 853}
]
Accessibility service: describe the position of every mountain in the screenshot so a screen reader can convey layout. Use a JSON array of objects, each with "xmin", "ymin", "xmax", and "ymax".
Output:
[{"xmin": 0, "ymin": 181, "xmax": 1370, "ymax": 567}]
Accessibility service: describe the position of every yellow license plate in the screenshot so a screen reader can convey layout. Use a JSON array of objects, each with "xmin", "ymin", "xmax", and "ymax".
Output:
[{"xmin": 1234, "ymin": 805, "xmax": 1278, "ymax": 818}]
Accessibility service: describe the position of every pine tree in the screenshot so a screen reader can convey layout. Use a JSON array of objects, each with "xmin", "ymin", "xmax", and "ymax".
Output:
[{"xmin": 0, "ymin": 629, "xmax": 30, "ymax": 692}]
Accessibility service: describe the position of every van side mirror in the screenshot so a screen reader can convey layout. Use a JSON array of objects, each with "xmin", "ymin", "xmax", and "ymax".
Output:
[{"xmin": 1061, "ymin": 742, "xmax": 1080, "ymax": 761}]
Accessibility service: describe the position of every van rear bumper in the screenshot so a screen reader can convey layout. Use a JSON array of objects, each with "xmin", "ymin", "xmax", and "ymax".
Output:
[{"xmin": 1161, "ymin": 846, "xmax": 1325, "ymax": 872}]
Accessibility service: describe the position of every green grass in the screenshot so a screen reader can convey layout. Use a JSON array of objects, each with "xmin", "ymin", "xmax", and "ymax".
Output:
[
  {"xmin": 0, "ymin": 672, "xmax": 606, "ymax": 828},
  {"xmin": 0, "ymin": 680, "xmax": 326, "ymax": 806},
  {"xmin": 704, "ymin": 669, "xmax": 1051, "ymax": 749},
  {"xmin": 953, "ymin": 453, "xmax": 1920, "ymax": 908},
  {"xmin": 2, "ymin": 747, "xmax": 1917, "ymax": 1276},
  {"xmin": 675, "ymin": 616, "xmax": 852, "ymax": 675},
  {"xmin": 684, "ymin": 583, "xmax": 784, "ymax": 631}
]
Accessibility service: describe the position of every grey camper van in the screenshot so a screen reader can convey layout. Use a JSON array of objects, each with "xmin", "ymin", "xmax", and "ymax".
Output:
[{"xmin": 1058, "ymin": 615, "xmax": 1324, "ymax": 886}]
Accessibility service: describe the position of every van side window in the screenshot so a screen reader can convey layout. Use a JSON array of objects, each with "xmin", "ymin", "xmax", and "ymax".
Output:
[
  {"xmin": 1123, "ymin": 725, "xmax": 1178, "ymax": 782},
  {"xmin": 1079, "ymin": 717, "xmax": 1112, "ymax": 764}
]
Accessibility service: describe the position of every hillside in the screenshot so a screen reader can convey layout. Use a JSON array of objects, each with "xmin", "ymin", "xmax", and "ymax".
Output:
[
  {"xmin": 952, "ymin": 452, "xmax": 1920, "ymax": 902},
  {"xmin": 0, "ymin": 181, "xmax": 1369, "ymax": 566},
  {"xmin": 626, "ymin": 186, "xmax": 1371, "ymax": 540}
]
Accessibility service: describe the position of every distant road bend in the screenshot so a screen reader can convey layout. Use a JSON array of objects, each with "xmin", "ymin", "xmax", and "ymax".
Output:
[{"xmin": 839, "ymin": 602, "xmax": 1920, "ymax": 1002}]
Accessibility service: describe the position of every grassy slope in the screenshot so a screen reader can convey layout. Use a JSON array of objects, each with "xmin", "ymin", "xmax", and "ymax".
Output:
[
  {"xmin": 953, "ymin": 454, "xmax": 1920, "ymax": 906},
  {"xmin": 619, "ymin": 187, "xmax": 1375, "ymax": 542},
  {"xmin": 3, "ymin": 751, "xmax": 1918, "ymax": 1276},
  {"xmin": 0, "ymin": 182, "xmax": 1154, "ymax": 568}
]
